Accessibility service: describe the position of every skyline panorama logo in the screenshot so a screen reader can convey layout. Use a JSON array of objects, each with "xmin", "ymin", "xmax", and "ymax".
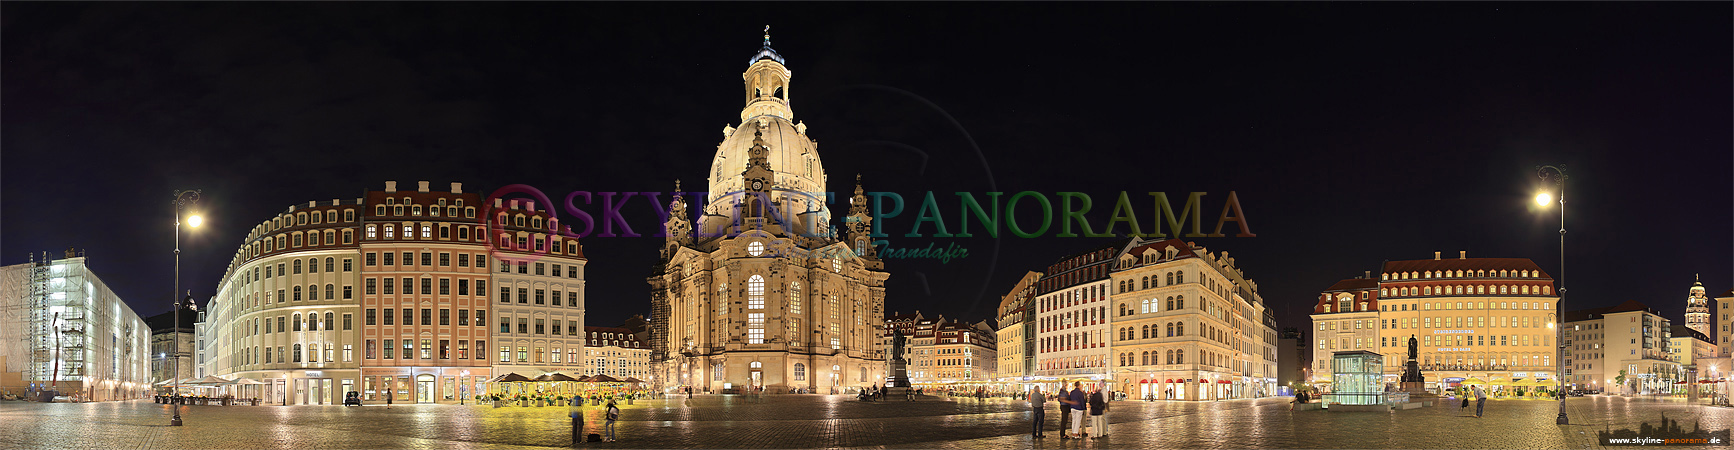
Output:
[{"xmin": 481, "ymin": 184, "xmax": 1255, "ymax": 264}]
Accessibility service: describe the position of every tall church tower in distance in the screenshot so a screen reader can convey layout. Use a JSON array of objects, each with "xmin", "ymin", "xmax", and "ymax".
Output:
[
  {"xmin": 1686, "ymin": 275, "xmax": 1711, "ymax": 339},
  {"xmin": 648, "ymin": 28, "xmax": 890, "ymax": 395}
]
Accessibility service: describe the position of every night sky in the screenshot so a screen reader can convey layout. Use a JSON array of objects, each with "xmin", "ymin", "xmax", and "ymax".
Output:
[{"xmin": 3, "ymin": 3, "xmax": 1729, "ymax": 334}]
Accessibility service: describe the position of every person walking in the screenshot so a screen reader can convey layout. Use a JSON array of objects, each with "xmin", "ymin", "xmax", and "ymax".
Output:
[
  {"xmin": 1068, "ymin": 382, "xmax": 1089, "ymax": 439},
  {"xmin": 1473, "ymin": 385, "xmax": 1487, "ymax": 418},
  {"xmin": 604, "ymin": 400, "xmax": 621, "ymax": 442},
  {"xmin": 1029, "ymin": 387, "xmax": 1047, "ymax": 438},
  {"xmin": 1088, "ymin": 387, "xmax": 1109, "ymax": 438},
  {"xmin": 1056, "ymin": 385, "xmax": 1073, "ymax": 439}
]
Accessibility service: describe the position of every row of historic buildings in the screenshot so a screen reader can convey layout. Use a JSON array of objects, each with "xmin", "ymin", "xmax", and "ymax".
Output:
[
  {"xmin": 1307, "ymin": 251, "xmax": 1734, "ymax": 397},
  {"xmin": 189, "ymin": 180, "xmax": 591, "ymax": 404},
  {"xmin": 990, "ymin": 238, "xmax": 1282, "ymax": 401},
  {"xmin": 1309, "ymin": 252, "xmax": 1569, "ymax": 391},
  {"xmin": 881, "ymin": 312, "xmax": 998, "ymax": 386}
]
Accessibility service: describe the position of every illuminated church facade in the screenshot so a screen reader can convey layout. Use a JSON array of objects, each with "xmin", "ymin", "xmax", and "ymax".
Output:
[{"xmin": 647, "ymin": 31, "xmax": 891, "ymax": 394}]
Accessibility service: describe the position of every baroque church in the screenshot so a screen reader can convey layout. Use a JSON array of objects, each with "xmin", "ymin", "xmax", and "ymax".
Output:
[{"xmin": 647, "ymin": 31, "xmax": 891, "ymax": 394}]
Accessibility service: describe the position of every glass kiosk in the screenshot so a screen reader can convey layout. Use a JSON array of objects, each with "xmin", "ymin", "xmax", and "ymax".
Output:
[{"xmin": 1329, "ymin": 351, "xmax": 1384, "ymax": 407}]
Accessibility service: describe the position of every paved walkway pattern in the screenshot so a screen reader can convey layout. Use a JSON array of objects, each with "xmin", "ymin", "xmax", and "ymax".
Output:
[{"xmin": 1, "ymin": 394, "xmax": 1730, "ymax": 449}]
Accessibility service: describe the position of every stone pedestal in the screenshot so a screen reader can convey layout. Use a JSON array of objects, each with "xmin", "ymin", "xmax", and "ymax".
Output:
[
  {"xmin": 1400, "ymin": 360, "xmax": 1427, "ymax": 394},
  {"xmin": 883, "ymin": 358, "xmax": 912, "ymax": 396}
]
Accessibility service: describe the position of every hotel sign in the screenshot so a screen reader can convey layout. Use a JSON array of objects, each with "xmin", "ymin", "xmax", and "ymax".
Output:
[
  {"xmin": 1434, "ymin": 348, "xmax": 1471, "ymax": 352},
  {"xmin": 1433, "ymin": 330, "xmax": 1474, "ymax": 334}
]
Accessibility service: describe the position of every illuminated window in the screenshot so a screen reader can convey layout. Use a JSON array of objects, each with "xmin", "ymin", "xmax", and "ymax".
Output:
[
  {"xmin": 748, "ymin": 275, "xmax": 765, "ymax": 309},
  {"xmin": 748, "ymin": 313, "xmax": 764, "ymax": 344}
]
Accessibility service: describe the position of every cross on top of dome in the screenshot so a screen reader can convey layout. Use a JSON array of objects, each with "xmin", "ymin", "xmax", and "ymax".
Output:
[{"xmin": 749, "ymin": 25, "xmax": 785, "ymax": 66}]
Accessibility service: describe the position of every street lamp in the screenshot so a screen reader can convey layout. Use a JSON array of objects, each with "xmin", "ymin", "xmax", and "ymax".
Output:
[
  {"xmin": 1534, "ymin": 165, "xmax": 1567, "ymax": 424},
  {"xmin": 171, "ymin": 189, "xmax": 201, "ymax": 426}
]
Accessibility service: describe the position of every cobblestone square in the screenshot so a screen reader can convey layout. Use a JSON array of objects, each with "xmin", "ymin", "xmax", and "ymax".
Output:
[{"xmin": 4, "ymin": 394, "xmax": 1733, "ymax": 449}]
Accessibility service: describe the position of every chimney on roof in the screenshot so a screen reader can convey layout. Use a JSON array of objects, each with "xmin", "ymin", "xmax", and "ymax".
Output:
[
  {"xmin": 1434, "ymin": 252, "xmax": 1441, "ymax": 260},
  {"xmin": 450, "ymin": 182, "xmax": 463, "ymax": 194},
  {"xmin": 385, "ymin": 181, "xmax": 397, "ymax": 192},
  {"xmin": 417, "ymin": 181, "xmax": 430, "ymax": 193},
  {"xmin": 1364, "ymin": 270, "xmax": 1371, "ymax": 279},
  {"xmin": 1459, "ymin": 251, "xmax": 1467, "ymax": 260}
]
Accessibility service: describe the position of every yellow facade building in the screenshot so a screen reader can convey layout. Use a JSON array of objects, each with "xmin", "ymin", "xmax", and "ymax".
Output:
[
  {"xmin": 1311, "ymin": 252, "xmax": 1561, "ymax": 393},
  {"xmin": 1109, "ymin": 239, "xmax": 1277, "ymax": 401}
]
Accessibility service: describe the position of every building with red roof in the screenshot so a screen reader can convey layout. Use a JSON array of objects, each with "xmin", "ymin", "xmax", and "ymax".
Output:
[{"xmin": 1310, "ymin": 251, "xmax": 1561, "ymax": 394}]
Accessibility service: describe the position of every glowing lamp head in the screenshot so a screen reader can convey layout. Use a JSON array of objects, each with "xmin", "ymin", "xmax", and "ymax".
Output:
[
  {"xmin": 187, "ymin": 214, "xmax": 204, "ymax": 228},
  {"xmin": 1535, "ymin": 192, "xmax": 1552, "ymax": 207}
]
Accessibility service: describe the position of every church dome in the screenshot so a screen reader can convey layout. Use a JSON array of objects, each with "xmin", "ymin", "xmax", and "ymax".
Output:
[
  {"xmin": 698, "ymin": 32, "xmax": 833, "ymax": 240},
  {"xmin": 707, "ymin": 117, "xmax": 826, "ymax": 205}
]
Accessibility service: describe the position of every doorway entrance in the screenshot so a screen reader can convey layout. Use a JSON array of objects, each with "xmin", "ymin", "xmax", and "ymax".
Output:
[
  {"xmin": 295, "ymin": 378, "xmax": 331, "ymax": 405},
  {"xmin": 416, "ymin": 374, "xmax": 435, "ymax": 403}
]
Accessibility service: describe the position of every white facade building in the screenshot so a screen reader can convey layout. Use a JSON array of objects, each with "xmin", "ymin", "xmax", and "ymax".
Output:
[{"xmin": 0, "ymin": 250, "xmax": 152, "ymax": 401}]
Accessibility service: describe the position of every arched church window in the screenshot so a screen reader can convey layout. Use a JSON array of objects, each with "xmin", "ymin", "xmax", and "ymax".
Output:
[{"xmin": 748, "ymin": 275, "xmax": 765, "ymax": 309}]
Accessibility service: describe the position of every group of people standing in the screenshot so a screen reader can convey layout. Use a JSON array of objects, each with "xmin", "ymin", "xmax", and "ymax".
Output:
[
  {"xmin": 1028, "ymin": 382, "xmax": 1109, "ymax": 440},
  {"xmin": 570, "ymin": 396, "xmax": 624, "ymax": 442}
]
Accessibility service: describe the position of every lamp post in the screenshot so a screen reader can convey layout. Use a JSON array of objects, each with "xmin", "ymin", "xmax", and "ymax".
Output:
[
  {"xmin": 1534, "ymin": 166, "xmax": 1567, "ymax": 424},
  {"xmin": 171, "ymin": 189, "xmax": 202, "ymax": 426}
]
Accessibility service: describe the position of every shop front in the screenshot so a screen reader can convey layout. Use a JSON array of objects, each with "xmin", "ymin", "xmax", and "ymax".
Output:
[
  {"xmin": 261, "ymin": 369, "xmax": 360, "ymax": 405},
  {"xmin": 360, "ymin": 367, "xmax": 489, "ymax": 404}
]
